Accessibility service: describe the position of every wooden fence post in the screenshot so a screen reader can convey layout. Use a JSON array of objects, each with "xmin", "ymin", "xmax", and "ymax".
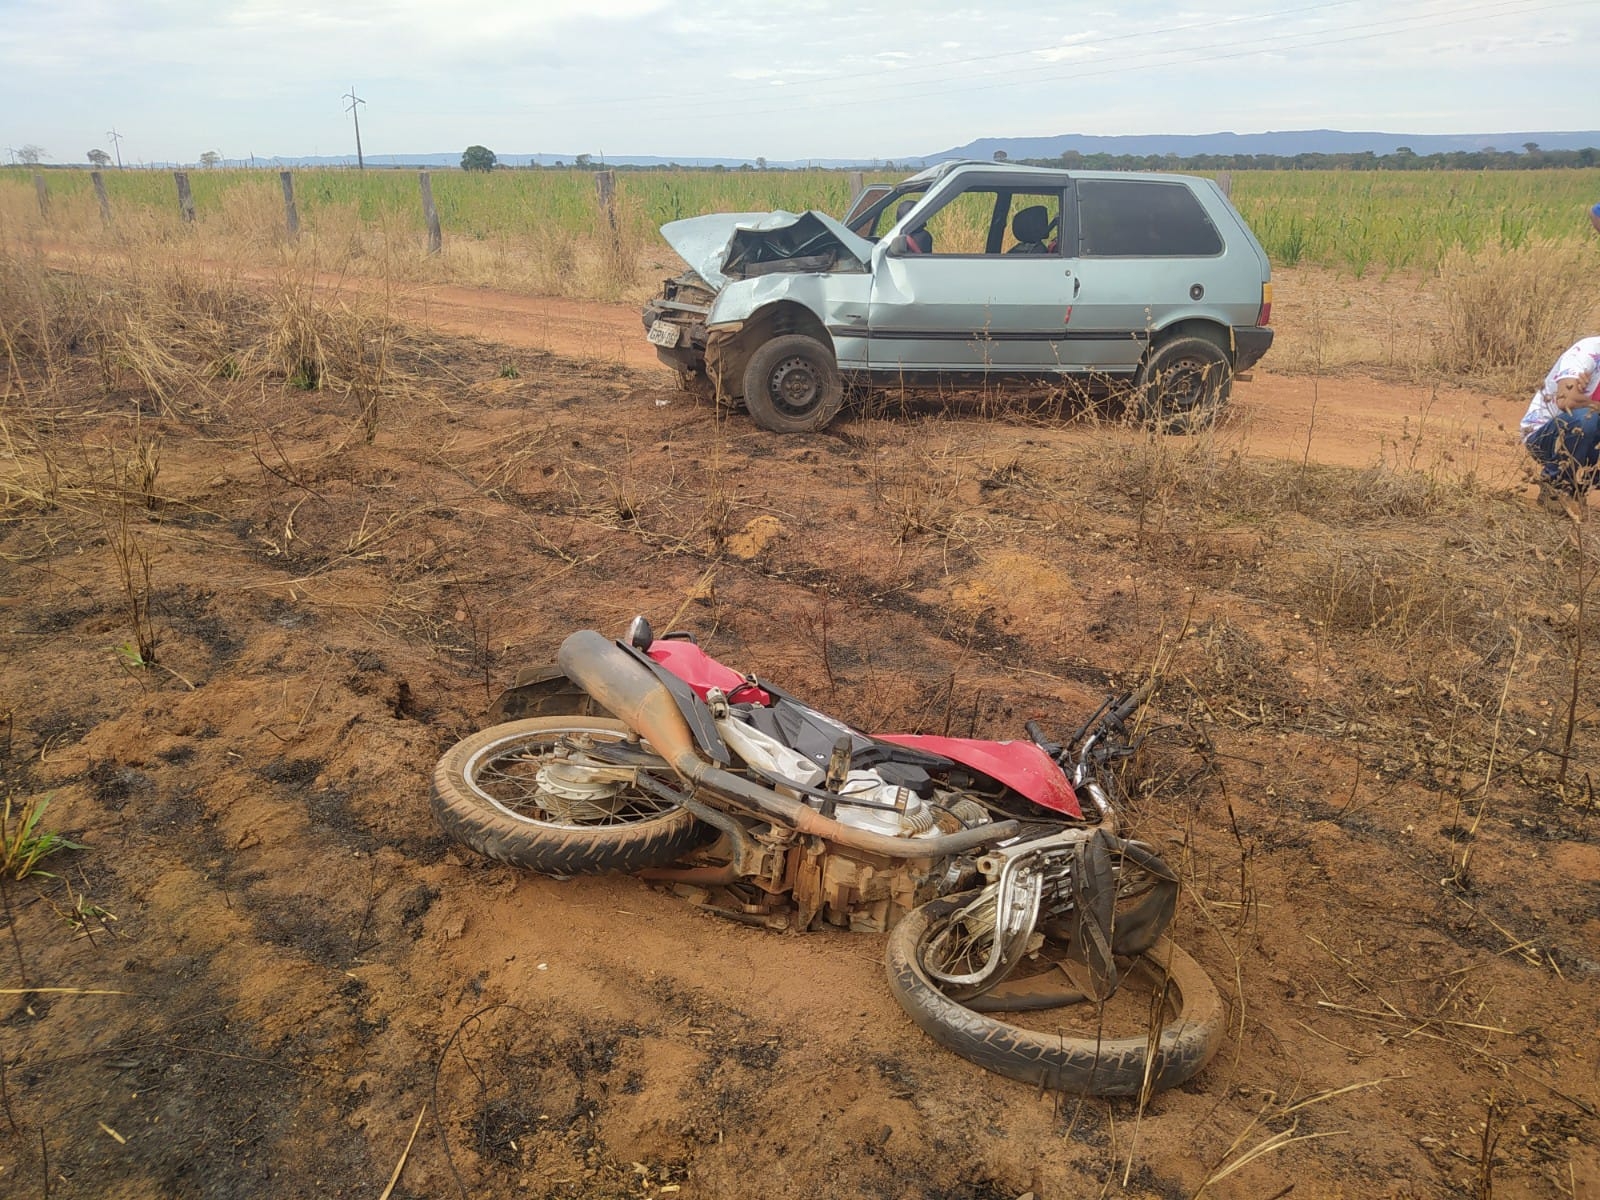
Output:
[
  {"xmin": 33, "ymin": 172, "xmax": 49, "ymax": 220},
  {"xmin": 91, "ymin": 171, "xmax": 112, "ymax": 226},
  {"xmin": 595, "ymin": 169, "xmax": 617, "ymax": 234},
  {"xmin": 280, "ymin": 170, "xmax": 299, "ymax": 238},
  {"xmin": 848, "ymin": 170, "xmax": 865, "ymax": 202},
  {"xmin": 174, "ymin": 171, "xmax": 195, "ymax": 222},
  {"xmin": 1215, "ymin": 171, "xmax": 1232, "ymax": 199},
  {"xmin": 419, "ymin": 171, "xmax": 442, "ymax": 254}
]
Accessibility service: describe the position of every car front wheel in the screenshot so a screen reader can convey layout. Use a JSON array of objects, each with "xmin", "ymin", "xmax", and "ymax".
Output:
[
  {"xmin": 741, "ymin": 334, "xmax": 844, "ymax": 433},
  {"xmin": 1137, "ymin": 335, "xmax": 1233, "ymax": 433}
]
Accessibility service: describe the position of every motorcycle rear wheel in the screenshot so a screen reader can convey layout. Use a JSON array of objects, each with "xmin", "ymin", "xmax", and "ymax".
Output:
[
  {"xmin": 885, "ymin": 892, "xmax": 1224, "ymax": 1096},
  {"xmin": 431, "ymin": 717, "xmax": 705, "ymax": 875}
]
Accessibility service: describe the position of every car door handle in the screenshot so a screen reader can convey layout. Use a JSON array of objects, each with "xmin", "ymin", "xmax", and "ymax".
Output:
[{"xmin": 1071, "ymin": 276, "xmax": 1081, "ymax": 298}]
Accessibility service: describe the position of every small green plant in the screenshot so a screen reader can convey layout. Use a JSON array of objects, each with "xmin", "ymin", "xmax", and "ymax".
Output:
[
  {"xmin": 52, "ymin": 874, "xmax": 119, "ymax": 943},
  {"xmin": 1276, "ymin": 216, "xmax": 1307, "ymax": 266},
  {"xmin": 498, "ymin": 361, "xmax": 520, "ymax": 379},
  {"xmin": 114, "ymin": 640, "xmax": 149, "ymax": 670},
  {"xmin": 288, "ymin": 361, "xmax": 320, "ymax": 390},
  {"xmin": 1, "ymin": 794, "xmax": 85, "ymax": 881}
]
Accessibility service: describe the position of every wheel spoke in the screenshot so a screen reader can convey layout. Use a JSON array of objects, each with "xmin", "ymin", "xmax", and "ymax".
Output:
[{"xmin": 467, "ymin": 729, "xmax": 681, "ymax": 829}]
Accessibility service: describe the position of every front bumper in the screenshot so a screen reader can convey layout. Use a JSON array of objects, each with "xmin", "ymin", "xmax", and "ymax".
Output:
[{"xmin": 642, "ymin": 300, "xmax": 710, "ymax": 375}]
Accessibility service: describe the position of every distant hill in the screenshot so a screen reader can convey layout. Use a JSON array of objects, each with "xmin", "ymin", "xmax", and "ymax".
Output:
[
  {"xmin": 125, "ymin": 129, "xmax": 1600, "ymax": 172},
  {"xmin": 924, "ymin": 129, "xmax": 1600, "ymax": 162},
  {"xmin": 188, "ymin": 152, "xmax": 869, "ymax": 170}
]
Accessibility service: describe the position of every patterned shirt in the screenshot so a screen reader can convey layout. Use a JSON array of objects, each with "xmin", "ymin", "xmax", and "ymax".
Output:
[{"xmin": 1521, "ymin": 336, "xmax": 1600, "ymax": 438}]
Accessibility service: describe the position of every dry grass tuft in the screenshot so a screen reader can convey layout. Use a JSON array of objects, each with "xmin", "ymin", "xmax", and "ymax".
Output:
[
  {"xmin": 1084, "ymin": 423, "xmax": 1480, "ymax": 527},
  {"xmin": 1434, "ymin": 239, "xmax": 1597, "ymax": 384},
  {"xmin": 1292, "ymin": 541, "xmax": 1495, "ymax": 650}
]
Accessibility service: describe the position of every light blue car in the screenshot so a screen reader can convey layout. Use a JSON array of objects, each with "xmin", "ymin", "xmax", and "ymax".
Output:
[{"xmin": 642, "ymin": 160, "xmax": 1274, "ymax": 433}]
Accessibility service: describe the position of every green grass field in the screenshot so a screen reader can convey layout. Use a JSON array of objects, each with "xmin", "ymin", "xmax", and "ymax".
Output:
[
  {"xmin": 6, "ymin": 164, "xmax": 1598, "ymax": 279},
  {"xmin": 1228, "ymin": 168, "xmax": 1600, "ymax": 275}
]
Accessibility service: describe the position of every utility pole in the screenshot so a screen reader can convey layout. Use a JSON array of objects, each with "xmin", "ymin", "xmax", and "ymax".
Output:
[
  {"xmin": 107, "ymin": 127, "xmax": 125, "ymax": 169},
  {"xmin": 343, "ymin": 87, "xmax": 366, "ymax": 170}
]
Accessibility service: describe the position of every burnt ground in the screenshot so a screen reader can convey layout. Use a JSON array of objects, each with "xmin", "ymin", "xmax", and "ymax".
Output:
[{"xmin": 0, "ymin": 269, "xmax": 1597, "ymax": 1199}]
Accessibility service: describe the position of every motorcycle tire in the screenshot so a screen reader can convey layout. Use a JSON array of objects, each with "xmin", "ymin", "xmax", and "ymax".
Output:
[
  {"xmin": 884, "ymin": 892, "xmax": 1225, "ymax": 1096},
  {"xmin": 430, "ymin": 717, "xmax": 705, "ymax": 875}
]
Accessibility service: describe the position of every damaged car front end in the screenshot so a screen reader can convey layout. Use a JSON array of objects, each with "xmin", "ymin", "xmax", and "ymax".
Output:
[{"xmin": 642, "ymin": 210, "xmax": 874, "ymax": 432}]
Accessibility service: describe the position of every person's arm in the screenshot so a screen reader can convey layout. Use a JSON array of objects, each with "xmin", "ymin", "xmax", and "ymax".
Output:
[{"xmin": 1554, "ymin": 374, "xmax": 1600, "ymax": 412}]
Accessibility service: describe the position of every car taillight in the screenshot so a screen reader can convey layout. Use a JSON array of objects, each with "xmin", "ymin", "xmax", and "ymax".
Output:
[{"xmin": 1257, "ymin": 282, "xmax": 1273, "ymax": 326}]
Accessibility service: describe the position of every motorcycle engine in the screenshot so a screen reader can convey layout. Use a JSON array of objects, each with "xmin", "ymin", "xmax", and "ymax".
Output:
[{"xmin": 694, "ymin": 713, "xmax": 996, "ymax": 932}]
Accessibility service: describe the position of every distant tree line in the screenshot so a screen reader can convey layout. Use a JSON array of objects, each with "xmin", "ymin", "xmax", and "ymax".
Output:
[{"xmin": 1018, "ymin": 144, "xmax": 1600, "ymax": 172}]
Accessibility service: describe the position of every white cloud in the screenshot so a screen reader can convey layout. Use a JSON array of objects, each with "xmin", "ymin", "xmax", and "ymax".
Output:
[
  {"xmin": 0, "ymin": 0, "xmax": 1595, "ymax": 162},
  {"xmin": 1035, "ymin": 33, "xmax": 1101, "ymax": 63}
]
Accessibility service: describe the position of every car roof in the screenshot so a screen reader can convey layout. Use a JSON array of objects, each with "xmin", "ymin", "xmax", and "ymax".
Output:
[{"xmin": 902, "ymin": 160, "xmax": 1209, "ymax": 189}]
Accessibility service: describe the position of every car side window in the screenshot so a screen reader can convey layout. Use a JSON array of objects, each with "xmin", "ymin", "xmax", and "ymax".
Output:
[
  {"xmin": 1077, "ymin": 181, "xmax": 1223, "ymax": 257},
  {"xmin": 921, "ymin": 190, "xmax": 996, "ymax": 253},
  {"xmin": 869, "ymin": 189, "xmax": 928, "ymax": 239},
  {"xmin": 998, "ymin": 191, "xmax": 1061, "ymax": 255},
  {"xmin": 920, "ymin": 188, "xmax": 1062, "ymax": 256}
]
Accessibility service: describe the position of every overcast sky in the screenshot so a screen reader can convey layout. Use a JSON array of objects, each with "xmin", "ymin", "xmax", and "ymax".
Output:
[{"xmin": 1, "ymin": 0, "xmax": 1595, "ymax": 165}]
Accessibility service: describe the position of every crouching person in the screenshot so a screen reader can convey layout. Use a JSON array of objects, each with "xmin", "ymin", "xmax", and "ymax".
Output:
[{"xmin": 1522, "ymin": 336, "xmax": 1600, "ymax": 508}]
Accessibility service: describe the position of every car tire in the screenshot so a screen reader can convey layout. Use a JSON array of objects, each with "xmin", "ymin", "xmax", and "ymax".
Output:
[
  {"xmin": 1137, "ymin": 335, "xmax": 1233, "ymax": 433},
  {"xmin": 741, "ymin": 334, "xmax": 844, "ymax": 433}
]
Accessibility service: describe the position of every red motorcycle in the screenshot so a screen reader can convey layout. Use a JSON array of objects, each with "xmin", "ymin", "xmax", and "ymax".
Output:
[{"xmin": 430, "ymin": 618, "xmax": 1223, "ymax": 1095}]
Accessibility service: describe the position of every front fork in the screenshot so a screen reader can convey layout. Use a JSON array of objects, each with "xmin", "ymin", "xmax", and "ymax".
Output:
[
  {"xmin": 925, "ymin": 829, "xmax": 1093, "ymax": 999},
  {"xmin": 925, "ymin": 827, "xmax": 1145, "ymax": 1002}
]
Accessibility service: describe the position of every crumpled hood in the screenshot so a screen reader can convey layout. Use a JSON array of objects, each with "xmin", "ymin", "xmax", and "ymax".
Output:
[{"xmin": 660, "ymin": 210, "xmax": 875, "ymax": 290}]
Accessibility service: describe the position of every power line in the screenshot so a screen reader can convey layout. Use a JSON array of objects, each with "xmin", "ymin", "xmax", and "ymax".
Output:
[
  {"xmin": 392, "ymin": 0, "xmax": 1586, "ymax": 125},
  {"xmin": 396, "ymin": 0, "xmax": 1368, "ymax": 117},
  {"xmin": 697, "ymin": 0, "xmax": 1589, "ymax": 122},
  {"xmin": 878, "ymin": 0, "xmax": 1581, "ymax": 112}
]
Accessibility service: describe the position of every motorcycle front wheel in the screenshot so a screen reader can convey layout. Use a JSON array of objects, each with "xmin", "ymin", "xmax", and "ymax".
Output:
[
  {"xmin": 884, "ymin": 891, "xmax": 1225, "ymax": 1096},
  {"xmin": 430, "ymin": 717, "xmax": 706, "ymax": 875}
]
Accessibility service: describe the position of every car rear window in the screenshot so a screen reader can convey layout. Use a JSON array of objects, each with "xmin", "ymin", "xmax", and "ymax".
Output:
[{"xmin": 1077, "ymin": 181, "xmax": 1223, "ymax": 257}]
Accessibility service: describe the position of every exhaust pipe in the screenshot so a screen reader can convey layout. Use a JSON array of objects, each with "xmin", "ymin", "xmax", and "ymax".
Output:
[{"xmin": 558, "ymin": 631, "xmax": 1018, "ymax": 858}]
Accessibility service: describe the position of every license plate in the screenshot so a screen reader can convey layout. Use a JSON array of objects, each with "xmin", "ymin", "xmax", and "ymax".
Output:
[{"xmin": 647, "ymin": 321, "xmax": 680, "ymax": 348}]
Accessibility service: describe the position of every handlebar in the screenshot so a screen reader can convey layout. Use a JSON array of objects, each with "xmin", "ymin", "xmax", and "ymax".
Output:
[
  {"xmin": 1109, "ymin": 680, "xmax": 1153, "ymax": 726},
  {"xmin": 1024, "ymin": 719, "xmax": 1060, "ymax": 756},
  {"xmin": 1062, "ymin": 679, "xmax": 1154, "ymax": 820}
]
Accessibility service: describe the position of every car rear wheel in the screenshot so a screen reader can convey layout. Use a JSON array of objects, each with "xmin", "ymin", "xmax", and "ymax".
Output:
[
  {"xmin": 741, "ymin": 334, "xmax": 844, "ymax": 433},
  {"xmin": 1137, "ymin": 335, "xmax": 1232, "ymax": 433}
]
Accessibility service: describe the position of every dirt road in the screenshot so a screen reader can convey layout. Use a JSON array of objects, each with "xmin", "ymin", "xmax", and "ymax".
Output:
[
  {"xmin": 389, "ymin": 279, "xmax": 1534, "ymax": 485},
  {"xmin": 34, "ymin": 239, "xmax": 1539, "ymax": 485}
]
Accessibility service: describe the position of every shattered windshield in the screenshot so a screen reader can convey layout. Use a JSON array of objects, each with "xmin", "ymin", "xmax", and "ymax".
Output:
[{"xmin": 848, "ymin": 188, "xmax": 928, "ymax": 239}]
